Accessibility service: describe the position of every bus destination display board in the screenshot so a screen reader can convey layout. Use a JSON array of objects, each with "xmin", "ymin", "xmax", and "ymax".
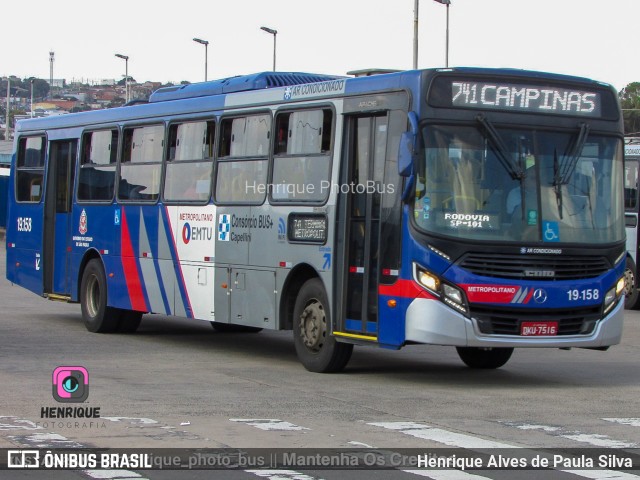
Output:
[
  {"xmin": 287, "ymin": 214, "xmax": 327, "ymax": 244},
  {"xmin": 430, "ymin": 78, "xmax": 603, "ymax": 117}
]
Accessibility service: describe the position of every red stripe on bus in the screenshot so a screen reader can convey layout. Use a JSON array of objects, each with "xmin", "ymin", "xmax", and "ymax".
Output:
[
  {"xmin": 120, "ymin": 209, "xmax": 147, "ymax": 312},
  {"xmin": 378, "ymin": 279, "xmax": 436, "ymax": 300}
]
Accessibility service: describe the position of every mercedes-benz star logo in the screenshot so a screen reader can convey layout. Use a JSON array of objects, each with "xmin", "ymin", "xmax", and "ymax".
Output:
[{"xmin": 533, "ymin": 288, "xmax": 548, "ymax": 304}]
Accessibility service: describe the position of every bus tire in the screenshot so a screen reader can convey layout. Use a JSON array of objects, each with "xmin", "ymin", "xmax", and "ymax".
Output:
[
  {"xmin": 293, "ymin": 278, "xmax": 353, "ymax": 373},
  {"xmin": 210, "ymin": 322, "xmax": 263, "ymax": 333},
  {"xmin": 456, "ymin": 347, "xmax": 513, "ymax": 369},
  {"xmin": 624, "ymin": 257, "xmax": 639, "ymax": 309},
  {"xmin": 80, "ymin": 259, "xmax": 120, "ymax": 333},
  {"xmin": 117, "ymin": 311, "xmax": 143, "ymax": 333}
]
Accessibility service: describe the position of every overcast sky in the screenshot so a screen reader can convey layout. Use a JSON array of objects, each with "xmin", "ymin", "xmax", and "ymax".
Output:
[{"xmin": 3, "ymin": 0, "xmax": 638, "ymax": 91}]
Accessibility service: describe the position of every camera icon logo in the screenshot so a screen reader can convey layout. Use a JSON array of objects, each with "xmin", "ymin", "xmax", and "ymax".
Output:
[{"xmin": 52, "ymin": 366, "xmax": 89, "ymax": 403}]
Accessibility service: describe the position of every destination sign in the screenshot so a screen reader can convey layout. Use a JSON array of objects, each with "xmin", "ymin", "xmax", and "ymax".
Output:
[
  {"xmin": 625, "ymin": 144, "xmax": 640, "ymax": 157},
  {"xmin": 451, "ymin": 81, "xmax": 600, "ymax": 116},
  {"xmin": 288, "ymin": 214, "xmax": 327, "ymax": 244},
  {"xmin": 430, "ymin": 78, "xmax": 604, "ymax": 117}
]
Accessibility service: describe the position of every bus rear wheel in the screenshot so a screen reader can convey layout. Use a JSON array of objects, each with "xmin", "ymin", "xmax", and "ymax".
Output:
[
  {"xmin": 80, "ymin": 259, "xmax": 121, "ymax": 333},
  {"xmin": 456, "ymin": 347, "xmax": 513, "ymax": 369},
  {"xmin": 293, "ymin": 278, "xmax": 353, "ymax": 373}
]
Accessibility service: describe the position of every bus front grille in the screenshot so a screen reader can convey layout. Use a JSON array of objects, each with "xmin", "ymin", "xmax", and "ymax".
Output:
[
  {"xmin": 470, "ymin": 304, "xmax": 602, "ymax": 336},
  {"xmin": 458, "ymin": 253, "xmax": 610, "ymax": 280}
]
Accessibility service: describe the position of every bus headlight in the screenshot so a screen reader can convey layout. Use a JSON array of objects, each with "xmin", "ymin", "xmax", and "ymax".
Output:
[
  {"xmin": 442, "ymin": 283, "xmax": 467, "ymax": 314},
  {"xmin": 417, "ymin": 269, "xmax": 440, "ymax": 293},
  {"xmin": 443, "ymin": 283, "xmax": 463, "ymax": 304},
  {"xmin": 604, "ymin": 277, "xmax": 625, "ymax": 314},
  {"xmin": 414, "ymin": 264, "xmax": 468, "ymax": 314}
]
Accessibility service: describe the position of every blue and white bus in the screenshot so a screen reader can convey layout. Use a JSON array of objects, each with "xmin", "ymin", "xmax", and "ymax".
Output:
[
  {"xmin": 624, "ymin": 137, "xmax": 640, "ymax": 308},
  {"xmin": 6, "ymin": 67, "xmax": 626, "ymax": 372}
]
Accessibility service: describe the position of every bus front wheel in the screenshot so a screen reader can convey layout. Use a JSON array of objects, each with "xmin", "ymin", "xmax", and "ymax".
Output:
[
  {"xmin": 80, "ymin": 259, "xmax": 121, "ymax": 333},
  {"xmin": 624, "ymin": 257, "xmax": 639, "ymax": 309},
  {"xmin": 293, "ymin": 278, "xmax": 353, "ymax": 373},
  {"xmin": 456, "ymin": 347, "xmax": 513, "ymax": 369}
]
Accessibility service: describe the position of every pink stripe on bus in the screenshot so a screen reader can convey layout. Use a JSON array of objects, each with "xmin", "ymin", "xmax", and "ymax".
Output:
[{"xmin": 120, "ymin": 209, "xmax": 147, "ymax": 312}]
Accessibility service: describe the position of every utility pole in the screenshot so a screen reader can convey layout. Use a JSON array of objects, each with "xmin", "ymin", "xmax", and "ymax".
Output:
[
  {"xmin": 5, "ymin": 77, "xmax": 10, "ymax": 141},
  {"xmin": 413, "ymin": 0, "xmax": 419, "ymax": 69},
  {"xmin": 49, "ymin": 51, "xmax": 55, "ymax": 96}
]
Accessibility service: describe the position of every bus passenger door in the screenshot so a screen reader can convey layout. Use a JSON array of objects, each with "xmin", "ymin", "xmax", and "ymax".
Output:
[
  {"xmin": 43, "ymin": 139, "xmax": 77, "ymax": 296},
  {"xmin": 336, "ymin": 114, "xmax": 388, "ymax": 339}
]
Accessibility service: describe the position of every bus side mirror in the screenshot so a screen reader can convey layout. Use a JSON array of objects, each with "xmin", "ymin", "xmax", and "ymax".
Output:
[
  {"xmin": 398, "ymin": 131, "xmax": 415, "ymax": 177},
  {"xmin": 399, "ymin": 111, "xmax": 418, "ymax": 201},
  {"xmin": 398, "ymin": 110, "xmax": 418, "ymax": 177}
]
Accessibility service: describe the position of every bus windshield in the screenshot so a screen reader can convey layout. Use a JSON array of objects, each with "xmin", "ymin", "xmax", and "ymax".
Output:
[{"xmin": 413, "ymin": 124, "xmax": 624, "ymax": 244}]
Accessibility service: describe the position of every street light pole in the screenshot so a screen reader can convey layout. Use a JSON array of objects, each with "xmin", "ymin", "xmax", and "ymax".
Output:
[
  {"xmin": 193, "ymin": 38, "xmax": 209, "ymax": 81},
  {"xmin": 115, "ymin": 53, "xmax": 129, "ymax": 103},
  {"xmin": 30, "ymin": 79, "xmax": 34, "ymax": 118},
  {"xmin": 5, "ymin": 77, "xmax": 10, "ymax": 141},
  {"xmin": 434, "ymin": 0, "xmax": 451, "ymax": 68},
  {"xmin": 413, "ymin": 0, "xmax": 419, "ymax": 69},
  {"xmin": 260, "ymin": 26, "xmax": 278, "ymax": 71}
]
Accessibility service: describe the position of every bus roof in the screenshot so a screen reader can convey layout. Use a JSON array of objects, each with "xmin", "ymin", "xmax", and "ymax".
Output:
[
  {"xmin": 14, "ymin": 67, "xmax": 617, "ymax": 134},
  {"xmin": 148, "ymin": 71, "xmax": 343, "ymax": 103}
]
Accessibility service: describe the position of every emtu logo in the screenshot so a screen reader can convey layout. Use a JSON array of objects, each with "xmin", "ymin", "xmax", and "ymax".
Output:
[
  {"xmin": 52, "ymin": 366, "xmax": 89, "ymax": 403},
  {"xmin": 182, "ymin": 222, "xmax": 192, "ymax": 244}
]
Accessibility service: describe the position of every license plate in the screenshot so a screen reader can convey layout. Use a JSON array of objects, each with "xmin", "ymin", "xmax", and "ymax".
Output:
[{"xmin": 520, "ymin": 321, "xmax": 558, "ymax": 336}]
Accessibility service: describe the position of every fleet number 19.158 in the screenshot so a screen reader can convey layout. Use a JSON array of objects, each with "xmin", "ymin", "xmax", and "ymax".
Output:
[{"xmin": 567, "ymin": 288, "xmax": 599, "ymax": 301}]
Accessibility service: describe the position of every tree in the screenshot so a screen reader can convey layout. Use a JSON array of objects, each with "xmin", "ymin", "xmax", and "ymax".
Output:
[
  {"xmin": 619, "ymin": 82, "xmax": 640, "ymax": 135},
  {"xmin": 117, "ymin": 77, "xmax": 136, "ymax": 86},
  {"xmin": 30, "ymin": 78, "xmax": 50, "ymax": 100},
  {"xmin": 0, "ymin": 77, "xmax": 49, "ymax": 101},
  {"xmin": 70, "ymin": 105, "xmax": 92, "ymax": 113}
]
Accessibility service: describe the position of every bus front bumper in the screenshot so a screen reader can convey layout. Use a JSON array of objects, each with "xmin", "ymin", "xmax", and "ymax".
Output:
[{"xmin": 404, "ymin": 297, "xmax": 624, "ymax": 348}]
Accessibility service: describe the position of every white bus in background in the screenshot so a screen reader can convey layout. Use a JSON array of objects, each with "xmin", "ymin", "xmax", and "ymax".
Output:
[{"xmin": 624, "ymin": 137, "xmax": 640, "ymax": 308}]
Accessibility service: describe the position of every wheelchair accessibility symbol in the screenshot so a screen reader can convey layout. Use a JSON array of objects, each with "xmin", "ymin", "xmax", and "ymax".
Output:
[{"xmin": 543, "ymin": 221, "xmax": 560, "ymax": 242}]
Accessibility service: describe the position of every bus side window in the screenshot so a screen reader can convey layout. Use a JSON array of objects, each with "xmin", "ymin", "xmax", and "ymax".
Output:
[
  {"xmin": 163, "ymin": 120, "xmax": 215, "ymax": 203},
  {"xmin": 270, "ymin": 108, "xmax": 333, "ymax": 203},
  {"xmin": 215, "ymin": 114, "xmax": 270, "ymax": 204},
  {"xmin": 77, "ymin": 130, "xmax": 118, "ymax": 202},
  {"xmin": 287, "ymin": 110, "xmax": 324, "ymax": 155},
  {"xmin": 118, "ymin": 125, "xmax": 163, "ymax": 202},
  {"xmin": 625, "ymin": 160, "xmax": 639, "ymax": 210},
  {"xmin": 16, "ymin": 136, "xmax": 46, "ymax": 203}
]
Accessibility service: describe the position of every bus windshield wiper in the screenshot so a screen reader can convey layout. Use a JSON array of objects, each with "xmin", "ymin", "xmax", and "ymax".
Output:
[
  {"xmin": 476, "ymin": 114, "xmax": 524, "ymax": 181},
  {"xmin": 553, "ymin": 123, "xmax": 590, "ymax": 219},
  {"xmin": 553, "ymin": 149, "xmax": 563, "ymax": 219},
  {"xmin": 556, "ymin": 122, "xmax": 590, "ymax": 186},
  {"xmin": 476, "ymin": 114, "xmax": 527, "ymax": 219}
]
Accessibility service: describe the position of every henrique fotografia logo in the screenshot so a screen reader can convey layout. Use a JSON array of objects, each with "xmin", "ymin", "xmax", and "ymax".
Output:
[
  {"xmin": 40, "ymin": 366, "xmax": 103, "ymax": 427},
  {"xmin": 52, "ymin": 366, "xmax": 89, "ymax": 403}
]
